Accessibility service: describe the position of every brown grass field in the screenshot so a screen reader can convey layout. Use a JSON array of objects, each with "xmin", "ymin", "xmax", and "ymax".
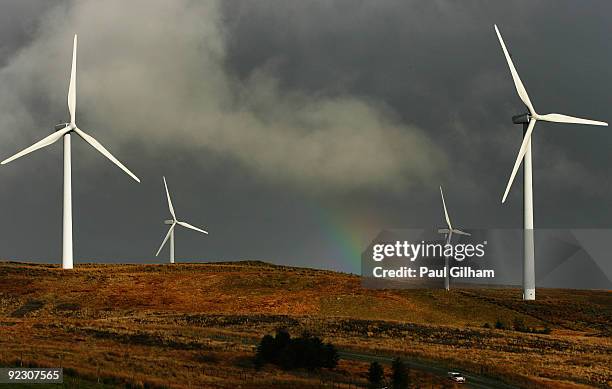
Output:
[{"xmin": 0, "ymin": 261, "xmax": 610, "ymax": 388}]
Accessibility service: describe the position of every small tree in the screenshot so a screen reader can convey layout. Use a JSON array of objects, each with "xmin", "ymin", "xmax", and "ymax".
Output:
[
  {"xmin": 495, "ymin": 318, "xmax": 506, "ymax": 330},
  {"xmin": 279, "ymin": 342, "xmax": 298, "ymax": 370},
  {"xmin": 322, "ymin": 343, "xmax": 339, "ymax": 368},
  {"xmin": 513, "ymin": 317, "xmax": 527, "ymax": 332},
  {"xmin": 391, "ymin": 357, "xmax": 409, "ymax": 389},
  {"xmin": 253, "ymin": 348, "xmax": 264, "ymax": 370},
  {"xmin": 368, "ymin": 361, "xmax": 384, "ymax": 388},
  {"xmin": 256, "ymin": 334, "xmax": 275, "ymax": 365},
  {"xmin": 274, "ymin": 329, "xmax": 291, "ymax": 350}
]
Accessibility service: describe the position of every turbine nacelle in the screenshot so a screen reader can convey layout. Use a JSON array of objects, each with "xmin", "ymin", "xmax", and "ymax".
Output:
[
  {"xmin": 54, "ymin": 123, "xmax": 72, "ymax": 132},
  {"xmin": 438, "ymin": 228, "xmax": 470, "ymax": 236},
  {"xmin": 164, "ymin": 219, "xmax": 174, "ymax": 225},
  {"xmin": 512, "ymin": 113, "xmax": 531, "ymax": 124}
]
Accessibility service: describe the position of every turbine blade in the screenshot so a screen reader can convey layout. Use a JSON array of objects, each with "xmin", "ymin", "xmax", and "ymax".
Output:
[
  {"xmin": 155, "ymin": 224, "xmax": 176, "ymax": 257},
  {"xmin": 68, "ymin": 35, "xmax": 77, "ymax": 124},
  {"xmin": 1, "ymin": 126, "xmax": 71, "ymax": 165},
  {"xmin": 537, "ymin": 113, "xmax": 608, "ymax": 127},
  {"xmin": 177, "ymin": 221, "xmax": 208, "ymax": 235},
  {"xmin": 494, "ymin": 25, "xmax": 535, "ymax": 115},
  {"xmin": 163, "ymin": 177, "xmax": 176, "ymax": 220},
  {"xmin": 452, "ymin": 229, "xmax": 471, "ymax": 236},
  {"xmin": 502, "ymin": 118, "xmax": 537, "ymax": 203},
  {"xmin": 73, "ymin": 127, "xmax": 140, "ymax": 183},
  {"xmin": 439, "ymin": 186, "xmax": 452, "ymax": 229}
]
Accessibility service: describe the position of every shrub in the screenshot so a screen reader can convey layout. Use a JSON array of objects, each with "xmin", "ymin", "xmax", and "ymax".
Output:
[
  {"xmin": 255, "ymin": 329, "xmax": 338, "ymax": 370},
  {"xmin": 495, "ymin": 318, "xmax": 507, "ymax": 330},
  {"xmin": 368, "ymin": 361, "xmax": 384, "ymax": 388},
  {"xmin": 513, "ymin": 317, "xmax": 528, "ymax": 332},
  {"xmin": 322, "ymin": 343, "xmax": 339, "ymax": 368},
  {"xmin": 391, "ymin": 357, "xmax": 409, "ymax": 389},
  {"xmin": 255, "ymin": 334, "xmax": 276, "ymax": 364},
  {"xmin": 483, "ymin": 322, "xmax": 491, "ymax": 329}
]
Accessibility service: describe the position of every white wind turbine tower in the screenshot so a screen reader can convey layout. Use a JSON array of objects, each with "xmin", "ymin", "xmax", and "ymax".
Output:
[
  {"xmin": 156, "ymin": 177, "xmax": 208, "ymax": 263},
  {"xmin": 1, "ymin": 35, "xmax": 140, "ymax": 270},
  {"xmin": 494, "ymin": 25, "xmax": 608, "ymax": 300},
  {"xmin": 437, "ymin": 186, "xmax": 470, "ymax": 291}
]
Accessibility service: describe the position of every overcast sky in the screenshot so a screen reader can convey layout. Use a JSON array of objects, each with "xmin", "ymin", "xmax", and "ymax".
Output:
[{"xmin": 0, "ymin": 0, "xmax": 611, "ymax": 273}]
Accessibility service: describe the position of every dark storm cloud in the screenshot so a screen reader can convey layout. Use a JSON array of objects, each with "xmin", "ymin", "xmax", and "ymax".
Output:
[
  {"xmin": 0, "ymin": 0, "xmax": 611, "ymax": 272},
  {"xmin": 0, "ymin": 0, "xmax": 444, "ymax": 194},
  {"xmin": 0, "ymin": 1, "xmax": 64, "ymax": 67},
  {"xmin": 222, "ymin": 0, "xmax": 612, "ymax": 209}
]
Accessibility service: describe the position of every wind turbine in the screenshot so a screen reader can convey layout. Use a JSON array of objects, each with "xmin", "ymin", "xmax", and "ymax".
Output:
[
  {"xmin": 494, "ymin": 25, "xmax": 608, "ymax": 300},
  {"xmin": 437, "ymin": 186, "xmax": 470, "ymax": 291},
  {"xmin": 1, "ymin": 35, "xmax": 140, "ymax": 270},
  {"xmin": 156, "ymin": 177, "xmax": 208, "ymax": 263}
]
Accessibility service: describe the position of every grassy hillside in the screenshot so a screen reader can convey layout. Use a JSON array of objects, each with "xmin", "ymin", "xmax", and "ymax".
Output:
[{"xmin": 0, "ymin": 261, "xmax": 610, "ymax": 388}]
